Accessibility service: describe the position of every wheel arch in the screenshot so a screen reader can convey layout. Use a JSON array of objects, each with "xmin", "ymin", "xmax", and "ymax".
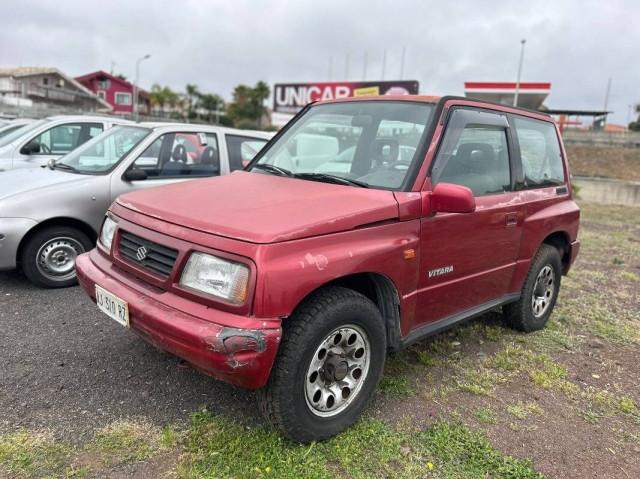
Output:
[
  {"xmin": 16, "ymin": 217, "xmax": 98, "ymax": 266},
  {"xmin": 287, "ymin": 272, "xmax": 403, "ymax": 352},
  {"xmin": 541, "ymin": 230, "xmax": 572, "ymax": 274}
]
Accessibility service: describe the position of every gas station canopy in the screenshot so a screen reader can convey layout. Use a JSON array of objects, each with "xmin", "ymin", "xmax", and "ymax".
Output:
[{"xmin": 464, "ymin": 82, "xmax": 551, "ymax": 110}]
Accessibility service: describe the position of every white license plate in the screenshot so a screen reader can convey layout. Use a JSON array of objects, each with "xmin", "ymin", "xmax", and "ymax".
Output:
[{"xmin": 95, "ymin": 285, "xmax": 129, "ymax": 327}]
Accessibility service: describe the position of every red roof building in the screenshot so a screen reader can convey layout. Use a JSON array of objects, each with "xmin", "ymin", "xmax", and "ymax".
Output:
[{"xmin": 75, "ymin": 70, "xmax": 150, "ymax": 115}]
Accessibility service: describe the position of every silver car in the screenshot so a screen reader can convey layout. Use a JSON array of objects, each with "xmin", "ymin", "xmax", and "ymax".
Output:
[
  {"xmin": 0, "ymin": 115, "xmax": 131, "ymax": 172},
  {"xmin": 0, "ymin": 119, "xmax": 34, "ymax": 139},
  {"xmin": 0, "ymin": 123, "xmax": 271, "ymax": 287}
]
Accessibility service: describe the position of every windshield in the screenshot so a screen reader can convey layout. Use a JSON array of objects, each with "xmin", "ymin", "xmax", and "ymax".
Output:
[
  {"xmin": 57, "ymin": 125, "xmax": 151, "ymax": 174},
  {"xmin": 0, "ymin": 119, "xmax": 49, "ymax": 147},
  {"xmin": 0, "ymin": 123, "xmax": 30, "ymax": 139},
  {"xmin": 250, "ymin": 101, "xmax": 434, "ymax": 190}
]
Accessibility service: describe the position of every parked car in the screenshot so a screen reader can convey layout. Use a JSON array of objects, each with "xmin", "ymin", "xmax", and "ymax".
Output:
[
  {"xmin": 0, "ymin": 123, "xmax": 271, "ymax": 287},
  {"xmin": 0, "ymin": 115, "xmax": 131, "ymax": 171},
  {"xmin": 76, "ymin": 96, "xmax": 580, "ymax": 442},
  {"xmin": 0, "ymin": 118, "xmax": 34, "ymax": 139}
]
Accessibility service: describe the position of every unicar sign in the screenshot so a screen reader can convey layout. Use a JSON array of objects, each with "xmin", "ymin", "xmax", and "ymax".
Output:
[{"xmin": 273, "ymin": 81, "xmax": 419, "ymax": 114}]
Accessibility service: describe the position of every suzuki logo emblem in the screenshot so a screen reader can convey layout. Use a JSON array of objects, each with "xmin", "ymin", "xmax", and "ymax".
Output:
[{"xmin": 136, "ymin": 246, "xmax": 148, "ymax": 261}]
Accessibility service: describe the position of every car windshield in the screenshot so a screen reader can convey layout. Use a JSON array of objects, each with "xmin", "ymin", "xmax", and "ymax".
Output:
[
  {"xmin": 0, "ymin": 119, "xmax": 49, "ymax": 147},
  {"xmin": 56, "ymin": 125, "xmax": 151, "ymax": 174},
  {"xmin": 0, "ymin": 123, "xmax": 30, "ymax": 139},
  {"xmin": 250, "ymin": 101, "xmax": 434, "ymax": 190}
]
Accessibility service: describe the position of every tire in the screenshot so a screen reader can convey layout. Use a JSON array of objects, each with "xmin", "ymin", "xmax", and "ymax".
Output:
[
  {"xmin": 503, "ymin": 244, "xmax": 562, "ymax": 332},
  {"xmin": 21, "ymin": 226, "xmax": 93, "ymax": 288},
  {"xmin": 258, "ymin": 286, "xmax": 386, "ymax": 443}
]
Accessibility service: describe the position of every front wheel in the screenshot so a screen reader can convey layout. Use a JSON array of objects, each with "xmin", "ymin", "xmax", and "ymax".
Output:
[
  {"xmin": 21, "ymin": 226, "xmax": 92, "ymax": 288},
  {"xmin": 503, "ymin": 244, "xmax": 562, "ymax": 332},
  {"xmin": 258, "ymin": 286, "xmax": 386, "ymax": 443}
]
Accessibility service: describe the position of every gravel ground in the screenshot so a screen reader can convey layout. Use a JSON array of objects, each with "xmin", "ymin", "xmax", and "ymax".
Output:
[{"xmin": 0, "ymin": 269, "xmax": 259, "ymax": 443}]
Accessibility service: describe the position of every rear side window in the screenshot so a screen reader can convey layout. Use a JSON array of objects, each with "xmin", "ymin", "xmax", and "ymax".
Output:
[
  {"xmin": 513, "ymin": 117, "xmax": 565, "ymax": 187},
  {"xmin": 226, "ymin": 135, "xmax": 267, "ymax": 171},
  {"xmin": 432, "ymin": 109, "xmax": 511, "ymax": 197}
]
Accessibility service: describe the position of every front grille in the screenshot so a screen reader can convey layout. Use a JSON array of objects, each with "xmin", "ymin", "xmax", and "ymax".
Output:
[{"xmin": 118, "ymin": 231, "xmax": 178, "ymax": 278}]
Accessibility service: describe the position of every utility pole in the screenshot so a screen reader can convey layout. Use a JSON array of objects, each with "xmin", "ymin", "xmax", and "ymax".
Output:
[
  {"xmin": 133, "ymin": 54, "xmax": 151, "ymax": 122},
  {"xmin": 381, "ymin": 49, "xmax": 387, "ymax": 80},
  {"xmin": 602, "ymin": 77, "xmax": 612, "ymax": 126},
  {"xmin": 513, "ymin": 39, "xmax": 526, "ymax": 107},
  {"xmin": 399, "ymin": 46, "xmax": 406, "ymax": 79},
  {"xmin": 345, "ymin": 53, "xmax": 350, "ymax": 80},
  {"xmin": 362, "ymin": 51, "xmax": 368, "ymax": 80}
]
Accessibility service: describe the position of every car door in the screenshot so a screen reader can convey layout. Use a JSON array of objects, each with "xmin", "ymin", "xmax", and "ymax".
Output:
[
  {"xmin": 413, "ymin": 107, "xmax": 524, "ymax": 328},
  {"xmin": 15, "ymin": 122, "xmax": 103, "ymax": 169},
  {"xmin": 109, "ymin": 131, "xmax": 221, "ymax": 202}
]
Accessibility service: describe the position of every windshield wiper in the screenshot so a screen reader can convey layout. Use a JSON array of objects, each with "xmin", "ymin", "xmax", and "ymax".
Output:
[
  {"xmin": 51, "ymin": 162, "xmax": 79, "ymax": 173},
  {"xmin": 251, "ymin": 163, "xmax": 294, "ymax": 177},
  {"xmin": 295, "ymin": 172, "xmax": 369, "ymax": 188}
]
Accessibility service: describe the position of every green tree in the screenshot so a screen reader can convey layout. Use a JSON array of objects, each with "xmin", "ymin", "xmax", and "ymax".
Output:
[
  {"xmin": 198, "ymin": 93, "xmax": 225, "ymax": 123},
  {"xmin": 149, "ymin": 84, "xmax": 180, "ymax": 116},
  {"xmin": 185, "ymin": 84, "xmax": 200, "ymax": 119},
  {"xmin": 226, "ymin": 81, "xmax": 270, "ymax": 129}
]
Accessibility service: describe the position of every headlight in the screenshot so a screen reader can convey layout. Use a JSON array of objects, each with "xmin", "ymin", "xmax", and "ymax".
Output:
[
  {"xmin": 99, "ymin": 216, "xmax": 117, "ymax": 251},
  {"xmin": 180, "ymin": 252, "xmax": 250, "ymax": 304}
]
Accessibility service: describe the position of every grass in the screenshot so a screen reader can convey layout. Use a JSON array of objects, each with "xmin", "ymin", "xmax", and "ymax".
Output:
[
  {"xmin": 0, "ymin": 430, "xmax": 73, "ymax": 478},
  {"xmin": 474, "ymin": 407, "xmax": 498, "ymax": 425},
  {"xmin": 176, "ymin": 411, "xmax": 543, "ymax": 479},
  {"xmin": 507, "ymin": 401, "xmax": 544, "ymax": 420},
  {"xmin": 89, "ymin": 420, "xmax": 163, "ymax": 463}
]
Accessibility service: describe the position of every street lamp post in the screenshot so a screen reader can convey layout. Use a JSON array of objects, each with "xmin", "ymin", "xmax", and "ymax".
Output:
[
  {"xmin": 133, "ymin": 54, "xmax": 151, "ymax": 122},
  {"xmin": 513, "ymin": 39, "xmax": 526, "ymax": 107}
]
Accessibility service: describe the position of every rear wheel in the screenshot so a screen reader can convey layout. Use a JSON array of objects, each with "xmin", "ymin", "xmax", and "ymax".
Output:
[
  {"xmin": 503, "ymin": 244, "xmax": 562, "ymax": 332},
  {"xmin": 21, "ymin": 226, "xmax": 92, "ymax": 288},
  {"xmin": 258, "ymin": 286, "xmax": 386, "ymax": 443}
]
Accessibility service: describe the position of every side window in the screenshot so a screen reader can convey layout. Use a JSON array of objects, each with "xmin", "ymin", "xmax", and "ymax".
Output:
[
  {"xmin": 513, "ymin": 117, "xmax": 565, "ymax": 187},
  {"xmin": 132, "ymin": 132, "xmax": 219, "ymax": 178},
  {"xmin": 29, "ymin": 123, "xmax": 103, "ymax": 155},
  {"xmin": 226, "ymin": 135, "xmax": 267, "ymax": 171},
  {"xmin": 432, "ymin": 109, "xmax": 511, "ymax": 197}
]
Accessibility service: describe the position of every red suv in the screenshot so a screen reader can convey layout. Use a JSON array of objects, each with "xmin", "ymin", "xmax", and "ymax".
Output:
[{"xmin": 76, "ymin": 96, "xmax": 580, "ymax": 442}]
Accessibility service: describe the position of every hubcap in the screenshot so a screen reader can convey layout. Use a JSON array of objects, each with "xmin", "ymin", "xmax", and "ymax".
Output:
[
  {"xmin": 531, "ymin": 265, "xmax": 555, "ymax": 318},
  {"xmin": 35, "ymin": 236, "xmax": 85, "ymax": 282},
  {"xmin": 304, "ymin": 325, "xmax": 371, "ymax": 417}
]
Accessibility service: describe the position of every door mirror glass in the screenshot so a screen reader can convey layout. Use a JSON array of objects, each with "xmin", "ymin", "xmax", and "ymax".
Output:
[
  {"xmin": 20, "ymin": 141, "xmax": 40, "ymax": 155},
  {"xmin": 123, "ymin": 168, "xmax": 148, "ymax": 182},
  {"xmin": 431, "ymin": 182, "xmax": 476, "ymax": 214}
]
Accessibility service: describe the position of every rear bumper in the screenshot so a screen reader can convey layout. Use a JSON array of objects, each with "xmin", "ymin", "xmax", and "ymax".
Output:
[
  {"xmin": 76, "ymin": 249, "xmax": 282, "ymax": 389},
  {"xmin": 0, "ymin": 217, "xmax": 37, "ymax": 270}
]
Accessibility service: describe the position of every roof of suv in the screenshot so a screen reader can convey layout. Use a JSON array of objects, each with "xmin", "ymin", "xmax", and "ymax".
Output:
[
  {"xmin": 318, "ymin": 94, "xmax": 552, "ymax": 121},
  {"xmin": 44, "ymin": 115, "xmax": 134, "ymax": 124},
  {"xmin": 137, "ymin": 122, "xmax": 273, "ymax": 139}
]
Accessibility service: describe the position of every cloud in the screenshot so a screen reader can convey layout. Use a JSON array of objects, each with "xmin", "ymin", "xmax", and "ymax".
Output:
[{"xmin": 1, "ymin": 0, "xmax": 637, "ymax": 123}]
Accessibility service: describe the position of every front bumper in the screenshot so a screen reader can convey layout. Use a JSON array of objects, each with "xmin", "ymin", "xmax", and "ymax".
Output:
[
  {"xmin": 0, "ymin": 217, "xmax": 37, "ymax": 270},
  {"xmin": 76, "ymin": 249, "xmax": 282, "ymax": 389}
]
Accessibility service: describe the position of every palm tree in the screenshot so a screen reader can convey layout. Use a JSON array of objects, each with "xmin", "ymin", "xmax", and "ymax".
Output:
[
  {"xmin": 185, "ymin": 84, "xmax": 200, "ymax": 118},
  {"xmin": 252, "ymin": 81, "xmax": 270, "ymax": 127}
]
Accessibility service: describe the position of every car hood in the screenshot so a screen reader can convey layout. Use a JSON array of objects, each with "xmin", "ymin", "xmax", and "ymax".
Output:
[
  {"xmin": 116, "ymin": 171, "xmax": 401, "ymax": 244},
  {"xmin": 0, "ymin": 167, "xmax": 89, "ymax": 202}
]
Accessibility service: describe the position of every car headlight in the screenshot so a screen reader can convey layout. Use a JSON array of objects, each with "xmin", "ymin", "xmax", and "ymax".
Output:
[
  {"xmin": 99, "ymin": 216, "xmax": 117, "ymax": 251},
  {"xmin": 180, "ymin": 252, "xmax": 250, "ymax": 304}
]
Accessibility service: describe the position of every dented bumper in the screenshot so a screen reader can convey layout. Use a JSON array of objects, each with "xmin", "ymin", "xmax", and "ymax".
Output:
[{"xmin": 76, "ymin": 249, "xmax": 281, "ymax": 389}]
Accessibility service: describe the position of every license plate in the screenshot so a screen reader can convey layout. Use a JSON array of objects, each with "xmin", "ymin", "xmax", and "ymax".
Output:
[{"xmin": 95, "ymin": 285, "xmax": 129, "ymax": 327}]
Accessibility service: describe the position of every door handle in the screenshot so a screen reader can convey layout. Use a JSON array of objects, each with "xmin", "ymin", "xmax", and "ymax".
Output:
[{"xmin": 505, "ymin": 213, "xmax": 518, "ymax": 227}]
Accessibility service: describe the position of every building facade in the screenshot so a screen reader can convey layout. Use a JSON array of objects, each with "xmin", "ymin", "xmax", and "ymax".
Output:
[{"xmin": 76, "ymin": 70, "xmax": 149, "ymax": 115}]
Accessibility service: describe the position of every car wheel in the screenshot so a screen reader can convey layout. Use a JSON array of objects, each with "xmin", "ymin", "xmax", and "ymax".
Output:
[
  {"xmin": 258, "ymin": 286, "xmax": 386, "ymax": 443},
  {"xmin": 503, "ymin": 244, "xmax": 562, "ymax": 332},
  {"xmin": 21, "ymin": 226, "xmax": 92, "ymax": 288}
]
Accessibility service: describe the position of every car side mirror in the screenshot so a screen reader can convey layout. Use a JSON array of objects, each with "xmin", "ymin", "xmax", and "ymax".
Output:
[
  {"xmin": 20, "ymin": 142, "xmax": 40, "ymax": 155},
  {"xmin": 123, "ymin": 168, "xmax": 148, "ymax": 182},
  {"xmin": 431, "ymin": 182, "xmax": 476, "ymax": 214}
]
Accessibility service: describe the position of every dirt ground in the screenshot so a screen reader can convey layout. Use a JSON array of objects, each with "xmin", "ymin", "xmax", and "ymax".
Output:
[{"xmin": 565, "ymin": 144, "xmax": 640, "ymax": 181}]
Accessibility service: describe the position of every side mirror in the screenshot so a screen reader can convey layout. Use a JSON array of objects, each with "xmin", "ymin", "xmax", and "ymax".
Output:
[
  {"xmin": 122, "ymin": 168, "xmax": 148, "ymax": 182},
  {"xmin": 20, "ymin": 142, "xmax": 40, "ymax": 155},
  {"xmin": 431, "ymin": 182, "xmax": 476, "ymax": 214}
]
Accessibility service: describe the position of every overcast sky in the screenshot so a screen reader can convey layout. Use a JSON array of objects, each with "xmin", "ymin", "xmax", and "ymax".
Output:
[{"xmin": 1, "ymin": 0, "xmax": 638, "ymax": 124}]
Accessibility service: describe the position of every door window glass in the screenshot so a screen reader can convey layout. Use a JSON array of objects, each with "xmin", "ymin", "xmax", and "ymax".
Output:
[
  {"xmin": 226, "ymin": 135, "xmax": 267, "ymax": 171},
  {"xmin": 432, "ymin": 110, "xmax": 511, "ymax": 196},
  {"xmin": 513, "ymin": 117, "xmax": 565, "ymax": 187},
  {"xmin": 133, "ymin": 132, "xmax": 219, "ymax": 178}
]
